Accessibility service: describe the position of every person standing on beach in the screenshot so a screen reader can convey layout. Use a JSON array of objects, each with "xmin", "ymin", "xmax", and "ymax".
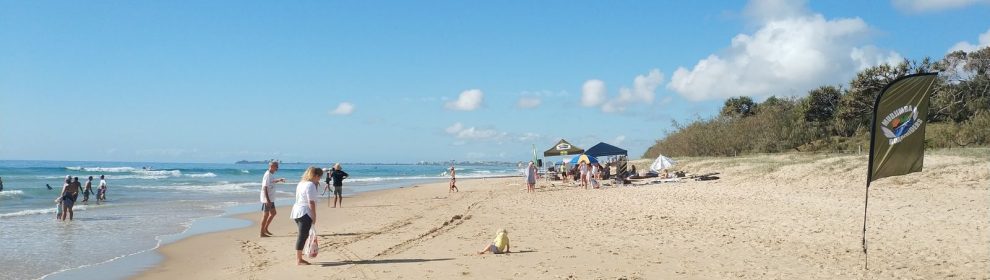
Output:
[
  {"xmin": 70, "ymin": 177, "xmax": 81, "ymax": 205},
  {"xmin": 579, "ymin": 162, "xmax": 589, "ymax": 189},
  {"xmin": 290, "ymin": 166, "xmax": 322, "ymax": 265},
  {"xmin": 97, "ymin": 175, "xmax": 108, "ymax": 203},
  {"xmin": 448, "ymin": 165, "xmax": 459, "ymax": 193},
  {"xmin": 82, "ymin": 176, "xmax": 93, "ymax": 203},
  {"xmin": 56, "ymin": 176, "xmax": 80, "ymax": 221},
  {"xmin": 323, "ymin": 168, "xmax": 332, "ymax": 196},
  {"xmin": 525, "ymin": 161, "xmax": 538, "ymax": 193},
  {"xmin": 329, "ymin": 163, "xmax": 349, "ymax": 208},
  {"xmin": 260, "ymin": 161, "xmax": 287, "ymax": 237},
  {"xmin": 0, "ymin": 176, "xmax": 4, "ymax": 192}
]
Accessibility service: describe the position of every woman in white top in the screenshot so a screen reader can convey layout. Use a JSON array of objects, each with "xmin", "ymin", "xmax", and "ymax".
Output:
[{"xmin": 290, "ymin": 166, "xmax": 322, "ymax": 265}]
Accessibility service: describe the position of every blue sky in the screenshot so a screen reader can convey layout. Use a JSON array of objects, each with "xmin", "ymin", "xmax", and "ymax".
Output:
[{"xmin": 1, "ymin": 0, "xmax": 988, "ymax": 163}]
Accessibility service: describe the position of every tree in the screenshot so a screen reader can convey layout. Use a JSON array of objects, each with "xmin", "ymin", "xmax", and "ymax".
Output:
[
  {"xmin": 930, "ymin": 47, "xmax": 990, "ymax": 123},
  {"xmin": 833, "ymin": 62, "xmax": 909, "ymax": 136},
  {"xmin": 720, "ymin": 96, "xmax": 756, "ymax": 118},
  {"xmin": 802, "ymin": 85, "xmax": 841, "ymax": 123}
]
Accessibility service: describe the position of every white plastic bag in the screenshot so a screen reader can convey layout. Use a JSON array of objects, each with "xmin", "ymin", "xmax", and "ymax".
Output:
[{"xmin": 304, "ymin": 228, "xmax": 318, "ymax": 258}]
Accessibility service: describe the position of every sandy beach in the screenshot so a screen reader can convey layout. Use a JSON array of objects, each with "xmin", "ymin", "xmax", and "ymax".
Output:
[{"xmin": 135, "ymin": 151, "xmax": 988, "ymax": 279}]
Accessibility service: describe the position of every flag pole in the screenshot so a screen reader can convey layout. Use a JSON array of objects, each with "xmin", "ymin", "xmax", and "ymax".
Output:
[{"xmin": 861, "ymin": 180, "xmax": 871, "ymax": 270}]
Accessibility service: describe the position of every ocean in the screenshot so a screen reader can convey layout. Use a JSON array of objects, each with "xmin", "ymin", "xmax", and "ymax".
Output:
[{"xmin": 0, "ymin": 160, "xmax": 520, "ymax": 280}]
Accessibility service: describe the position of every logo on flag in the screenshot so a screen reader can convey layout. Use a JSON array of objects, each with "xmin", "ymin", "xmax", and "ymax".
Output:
[{"xmin": 880, "ymin": 105, "xmax": 922, "ymax": 145}]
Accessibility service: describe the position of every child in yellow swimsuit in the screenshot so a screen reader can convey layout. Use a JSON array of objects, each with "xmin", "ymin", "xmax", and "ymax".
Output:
[{"xmin": 478, "ymin": 229, "xmax": 510, "ymax": 254}]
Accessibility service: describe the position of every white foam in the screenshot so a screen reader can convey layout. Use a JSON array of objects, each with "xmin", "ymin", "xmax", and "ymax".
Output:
[
  {"xmin": 107, "ymin": 175, "xmax": 170, "ymax": 180},
  {"xmin": 47, "ymin": 174, "xmax": 168, "ymax": 180},
  {"xmin": 134, "ymin": 169, "xmax": 182, "ymax": 177},
  {"xmin": 123, "ymin": 182, "xmax": 257, "ymax": 194},
  {"xmin": 203, "ymin": 201, "xmax": 240, "ymax": 210},
  {"xmin": 66, "ymin": 166, "xmax": 137, "ymax": 173},
  {"xmin": 0, "ymin": 190, "xmax": 25, "ymax": 199},
  {"xmin": 0, "ymin": 204, "xmax": 89, "ymax": 219},
  {"xmin": 240, "ymin": 170, "xmax": 250, "ymax": 174},
  {"xmin": 64, "ymin": 166, "xmax": 182, "ymax": 177},
  {"xmin": 186, "ymin": 172, "xmax": 217, "ymax": 178}
]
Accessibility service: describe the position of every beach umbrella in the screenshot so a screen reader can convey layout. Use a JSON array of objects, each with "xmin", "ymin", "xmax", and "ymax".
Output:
[
  {"xmin": 650, "ymin": 154, "xmax": 676, "ymax": 172},
  {"xmin": 568, "ymin": 154, "xmax": 598, "ymax": 165}
]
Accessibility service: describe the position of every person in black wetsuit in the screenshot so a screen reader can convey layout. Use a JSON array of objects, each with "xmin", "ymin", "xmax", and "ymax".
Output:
[{"xmin": 329, "ymin": 163, "xmax": 349, "ymax": 208}]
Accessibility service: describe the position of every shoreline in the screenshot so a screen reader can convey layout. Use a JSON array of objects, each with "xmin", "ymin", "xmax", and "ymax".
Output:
[{"xmin": 42, "ymin": 178, "xmax": 460, "ymax": 280}]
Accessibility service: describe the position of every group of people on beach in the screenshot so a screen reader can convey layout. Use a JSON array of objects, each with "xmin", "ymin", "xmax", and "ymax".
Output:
[
  {"xmin": 256, "ymin": 161, "xmax": 351, "ymax": 265},
  {"xmin": 552, "ymin": 161, "xmax": 607, "ymax": 189},
  {"xmin": 54, "ymin": 175, "xmax": 108, "ymax": 221}
]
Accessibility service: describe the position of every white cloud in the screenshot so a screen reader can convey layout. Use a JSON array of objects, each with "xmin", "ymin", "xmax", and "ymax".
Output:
[
  {"xmin": 892, "ymin": 0, "xmax": 989, "ymax": 13},
  {"xmin": 445, "ymin": 89, "xmax": 484, "ymax": 111},
  {"xmin": 517, "ymin": 132, "xmax": 542, "ymax": 142},
  {"xmin": 454, "ymin": 127, "xmax": 501, "ymax": 139},
  {"xmin": 517, "ymin": 97, "xmax": 542, "ymax": 108},
  {"xmin": 667, "ymin": 0, "xmax": 901, "ymax": 101},
  {"xmin": 613, "ymin": 135, "xmax": 626, "ymax": 145},
  {"xmin": 602, "ymin": 69, "xmax": 664, "ymax": 113},
  {"xmin": 581, "ymin": 80, "xmax": 607, "ymax": 107},
  {"xmin": 948, "ymin": 28, "xmax": 990, "ymax": 53},
  {"xmin": 851, "ymin": 46, "xmax": 904, "ymax": 71},
  {"xmin": 445, "ymin": 123, "xmax": 539, "ymax": 144},
  {"xmin": 329, "ymin": 102, "xmax": 355, "ymax": 115},
  {"xmin": 445, "ymin": 122, "xmax": 464, "ymax": 134},
  {"xmin": 444, "ymin": 122, "xmax": 505, "ymax": 141}
]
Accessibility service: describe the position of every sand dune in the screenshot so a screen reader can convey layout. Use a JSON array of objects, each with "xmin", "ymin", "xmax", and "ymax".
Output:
[{"xmin": 135, "ymin": 151, "xmax": 989, "ymax": 279}]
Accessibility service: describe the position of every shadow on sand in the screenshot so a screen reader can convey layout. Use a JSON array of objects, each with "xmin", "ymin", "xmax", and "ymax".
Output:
[
  {"xmin": 509, "ymin": 250, "xmax": 538, "ymax": 254},
  {"xmin": 318, "ymin": 258, "xmax": 454, "ymax": 267}
]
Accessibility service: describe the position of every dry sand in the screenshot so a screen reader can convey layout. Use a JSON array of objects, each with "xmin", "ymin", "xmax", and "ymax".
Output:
[{"xmin": 135, "ymin": 151, "xmax": 989, "ymax": 279}]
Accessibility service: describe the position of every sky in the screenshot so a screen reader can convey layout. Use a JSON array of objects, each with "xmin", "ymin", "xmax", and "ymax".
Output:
[{"xmin": 1, "ymin": 0, "xmax": 989, "ymax": 164}]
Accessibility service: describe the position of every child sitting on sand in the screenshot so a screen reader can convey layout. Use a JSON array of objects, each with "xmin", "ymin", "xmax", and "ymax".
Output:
[{"xmin": 477, "ymin": 229, "xmax": 510, "ymax": 254}]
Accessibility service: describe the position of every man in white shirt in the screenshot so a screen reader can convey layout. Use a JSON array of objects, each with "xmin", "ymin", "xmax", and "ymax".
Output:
[{"xmin": 260, "ymin": 161, "xmax": 286, "ymax": 237}]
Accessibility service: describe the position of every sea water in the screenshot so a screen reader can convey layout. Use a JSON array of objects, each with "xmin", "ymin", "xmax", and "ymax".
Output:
[{"xmin": 0, "ymin": 160, "xmax": 519, "ymax": 280}]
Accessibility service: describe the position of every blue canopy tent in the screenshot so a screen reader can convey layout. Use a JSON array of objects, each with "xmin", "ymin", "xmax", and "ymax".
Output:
[{"xmin": 584, "ymin": 142, "xmax": 628, "ymax": 158}]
